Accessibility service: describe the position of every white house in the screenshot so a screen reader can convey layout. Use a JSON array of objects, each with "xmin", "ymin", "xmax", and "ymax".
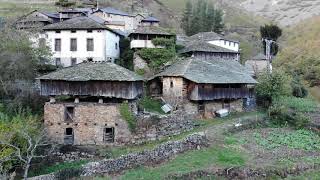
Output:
[
  {"xmin": 42, "ymin": 16, "xmax": 121, "ymax": 67},
  {"xmin": 189, "ymin": 32, "xmax": 239, "ymax": 52},
  {"xmin": 129, "ymin": 26, "xmax": 175, "ymax": 49}
]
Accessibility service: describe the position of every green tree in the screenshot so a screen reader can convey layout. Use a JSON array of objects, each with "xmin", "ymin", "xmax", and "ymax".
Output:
[
  {"xmin": 256, "ymin": 70, "xmax": 292, "ymax": 106},
  {"xmin": 181, "ymin": 0, "xmax": 193, "ymax": 36},
  {"xmin": 260, "ymin": 24, "xmax": 282, "ymax": 56},
  {"xmin": 116, "ymin": 38, "xmax": 134, "ymax": 71},
  {"xmin": 0, "ymin": 114, "xmax": 53, "ymax": 179},
  {"xmin": 0, "ymin": 27, "xmax": 51, "ymax": 114},
  {"xmin": 181, "ymin": 0, "xmax": 224, "ymax": 36}
]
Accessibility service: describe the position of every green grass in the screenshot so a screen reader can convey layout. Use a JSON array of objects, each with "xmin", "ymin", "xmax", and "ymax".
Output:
[
  {"xmin": 139, "ymin": 96, "xmax": 164, "ymax": 114},
  {"xmin": 118, "ymin": 146, "xmax": 246, "ymax": 180},
  {"xmin": 254, "ymin": 129, "xmax": 320, "ymax": 151},
  {"xmin": 29, "ymin": 160, "xmax": 88, "ymax": 177},
  {"xmin": 274, "ymin": 96, "xmax": 318, "ymax": 113},
  {"xmin": 120, "ymin": 102, "xmax": 136, "ymax": 131},
  {"xmin": 285, "ymin": 170, "xmax": 320, "ymax": 180}
]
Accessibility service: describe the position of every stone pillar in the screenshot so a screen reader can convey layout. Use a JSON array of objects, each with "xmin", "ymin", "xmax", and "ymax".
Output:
[
  {"xmin": 49, "ymin": 96, "xmax": 56, "ymax": 103},
  {"xmin": 98, "ymin": 98, "xmax": 104, "ymax": 104},
  {"xmin": 74, "ymin": 97, "xmax": 80, "ymax": 104}
]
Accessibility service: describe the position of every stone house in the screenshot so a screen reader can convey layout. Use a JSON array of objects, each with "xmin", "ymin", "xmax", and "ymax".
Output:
[
  {"xmin": 188, "ymin": 32, "xmax": 240, "ymax": 52},
  {"xmin": 245, "ymin": 53, "xmax": 269, "ymax": 77},
  {"xmin": 148, "ymin": 58, "xmax": 257, "ymax": 118},
  {"xmin": 180, "ymin": 41, "xmax": 240, "ymax": 62},
  {"xmin": 42, "ymin": 16, "xmax": 122, "ymax": 67},
  {"xmin": 37, "ymin": 62, "xmax": 144, "ymax": 145},
  {"xmin": 129, "ymin": 26, "xmax": 175, "ymax": 49},
  {"xmin": 15, "ymin": 10, "xmax": 60, "ymax": 30}
]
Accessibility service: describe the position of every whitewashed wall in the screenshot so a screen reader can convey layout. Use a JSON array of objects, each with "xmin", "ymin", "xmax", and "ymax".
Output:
[
  {"xmin": 208, "ymin": 40, "xmax": 239, "ymax": 52},
  {"xmin": 45, "ymin": 29, "xmax": 120, "ymax": 67}
]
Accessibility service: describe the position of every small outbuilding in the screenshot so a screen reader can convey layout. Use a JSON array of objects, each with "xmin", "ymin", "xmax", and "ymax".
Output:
[
  {"xmin": 148, "ymin": 58, "xmax": 257, "ymax": 118},
  {"xmin": 38, "ymin": 62, "xmax": 144, "ymax": 145}
]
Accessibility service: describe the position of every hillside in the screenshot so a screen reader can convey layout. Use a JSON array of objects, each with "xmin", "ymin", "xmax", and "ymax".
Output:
[
  {"xmin": 275, "ymin": 16, "xmax": 320, "ymax": 87},
  {"xmin": 239, "ymin": 0, "xmax": 320, "ymax": 27}
]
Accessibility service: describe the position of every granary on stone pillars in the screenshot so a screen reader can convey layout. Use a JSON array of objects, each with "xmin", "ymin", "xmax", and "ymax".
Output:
[
  {"xmin": 148, "ymin": 58, "xmax": 257, "ymax": 118},
  {"xmin": 37, "ymin": 62, "xmax": 144, "ymax": 145}
]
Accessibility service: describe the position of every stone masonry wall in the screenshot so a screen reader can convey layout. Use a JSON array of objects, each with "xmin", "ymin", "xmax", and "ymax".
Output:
[
  {"xmin": 82, "ymin": 133, "xmax": 208, "ymax": 176},
  {"xmin": 44, "ymin": 102, "xmax": 132, "ymax": 145}
]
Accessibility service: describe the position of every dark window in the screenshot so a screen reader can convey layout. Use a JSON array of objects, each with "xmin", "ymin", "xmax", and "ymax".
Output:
[
  {"xmin": 55, "ymin": 58, "xmax": 61, "ymax": 66},
  {"xmin": 87, "ymin": 57, "xmax": 93, "ymax": 62},
  {"xmin": 223, "ymin": 99, "xmax": 231, "ymax": 109},
  {"xmin": 224, "ymin": 41, "xmax": 227, "ymax": 45},
  {"xmin": 198, "ymin": 101, "xmax": 205, "ymax": 113},
  {"xmin": 71, "ymin": 30, "xmax": 76, "ymax": 33},
  {"xmin": 87, "ymin": 38, "xmax": 94, "ymax": 51},
  {"xmin": 71, "ymin": 58, "xmax": 77, "ymax": 66},
  {"xmin": 170, "ymin": 81, "xmax": 173, "ymax": 88},
  {"xmin": 104, "ymin": 127, "xmax": 114, "ymax": 143},
  {"xmin": 115, "ymin": 43, "xmax": 118, "ymax": 50},
  {"xmin": 54, "ymin": 38, "xmax": 61, "ymax": 51},
  {"xmin": 229, "ymin": 42, "xmax": 231, "ymax": 46},
  {"xmin": 55, "ymin": 30, "xmax": 61, "ymax": 33},
  {"xmin": 87, "ymin": 30, "xmax": 93, "ymax": 33},
  {"xmin": 70, "ymin": 38, "xmax": 77, "ymax": 51},
  {"xmin": 66, "ymin": 128, "xmax": 73, "ymax": 135},
  {"xmin": 39, "ymin": 38, "xmax": 46, "ymax": 47},
  {"xmin": 65, "ymin": 106, "xmax": 74, "ymax": 122}
]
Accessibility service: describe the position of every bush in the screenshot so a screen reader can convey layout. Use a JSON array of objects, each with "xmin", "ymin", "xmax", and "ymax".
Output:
[
  {"xmin": 120, "ymin": 102, "xmax": 136, "ymax": 131},
  {"xmin": 256, "ymin": 70, "xmax": 292, "ymax": 106},
  {"xmin": 267, "ymin": 97, "xmax": 315, "ymax": 129},
  {"xmin": 291, "ymin": 75, "xmax": 308, "ymax": 98},
  {"xmin": 139, "ymin": 97, "xmax": 164, "ymax": 114},
  {"xmin": 138, "ymin": 38, "xmax": 176, "ymax": 70},
  {"xmin": 55, "ymin": 0, "xmax": 76, "ymax": 7}
]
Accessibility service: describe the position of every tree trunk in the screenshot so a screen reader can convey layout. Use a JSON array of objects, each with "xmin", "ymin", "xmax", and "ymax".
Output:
[{"xmin": 23, "ymin": 159, "xmax": 31, "ymax": 180}]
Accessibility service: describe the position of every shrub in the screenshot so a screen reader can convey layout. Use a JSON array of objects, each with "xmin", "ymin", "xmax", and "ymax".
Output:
[
  {"xmin": 267, "ymin": 97, "xmax": 315, "ymax": 129},
  {"xmin": 138, "ymin": 38, "xmax": 176, "ymax": 70},
  {"xmin": 120, "ymin": 102, "xmax": 136, "ymax": 131},
  {"xmin": 139, "ymin": 97, "xmax": 164, "ymax": 114},
  {"xmin": 256, "ymin": 70, "xmax": 292, "ymax": 106},
  {"xmin": 55, "ymin": 0, "xmax": 76, "ymax": 7},
  {"xmin": 291, "ymin": 75, "xmax": 308, "ymax": 98}
]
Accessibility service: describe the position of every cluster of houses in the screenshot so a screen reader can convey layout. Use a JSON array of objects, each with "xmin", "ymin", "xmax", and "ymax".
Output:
[{"xmin": 16, "ymin": 6, "xmax": 261, "ymax": 146}]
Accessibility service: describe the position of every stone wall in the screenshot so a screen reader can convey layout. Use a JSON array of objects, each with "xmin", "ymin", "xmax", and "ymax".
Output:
[
  {"xmin": 132, "ymin": 110, "xmax": 196, "ymax": 144},
  {"xmin": 82, "ymin": 133, "xmax": 208, "ymax": 176},
  {"xmin": 44, "ymin": 102, "xmax": 132, "ymax": 145}
]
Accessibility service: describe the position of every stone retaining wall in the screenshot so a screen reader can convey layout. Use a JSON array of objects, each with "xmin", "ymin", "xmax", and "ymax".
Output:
[{"xmin": 82, "ymin": 132, "xmax": 208, "ymax": 176}]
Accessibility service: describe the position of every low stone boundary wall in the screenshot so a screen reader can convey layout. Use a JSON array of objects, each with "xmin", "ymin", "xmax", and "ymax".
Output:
[
  {"xmin": 28, "ymin": 133, "xmax": 208, "ymax": 179},
  {"xmin": 82, "ymin": 132, "xmax": 209, "ymax": 176}
]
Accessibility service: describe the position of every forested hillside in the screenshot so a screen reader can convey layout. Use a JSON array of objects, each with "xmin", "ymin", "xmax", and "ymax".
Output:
[{"xmin": 275, "ymin": 16, "xmax": 320, "ymax": 94}]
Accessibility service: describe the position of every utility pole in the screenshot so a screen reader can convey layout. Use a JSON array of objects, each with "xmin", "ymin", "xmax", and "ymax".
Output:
[{"xmin": 262, "ymin": 38, "xmax": 275, "ymax": 74}]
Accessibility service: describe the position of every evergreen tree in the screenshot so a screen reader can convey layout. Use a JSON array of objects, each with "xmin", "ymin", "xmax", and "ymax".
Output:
[
  {"xmin": 181, "ymin": 0, "xmax": 224, "ymax": 36},
  {"xmin": 181, "ymin": 0, "xmax": 193, "ymax": 36},
  {"xmin": 260, "ymin": 24, "xmax": 282, "ymax": 56}
]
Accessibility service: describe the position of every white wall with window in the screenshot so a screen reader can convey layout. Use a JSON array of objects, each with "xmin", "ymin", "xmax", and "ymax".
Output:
[{"xmin": 45, "ymin": 29, "xmax": 120, "ymax": 67}]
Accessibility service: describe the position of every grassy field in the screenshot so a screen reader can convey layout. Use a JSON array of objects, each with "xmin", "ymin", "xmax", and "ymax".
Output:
[
  {"xmin": 0, "ymin": 1, "xmax": 58, "ymax": 17},
  {"xmin": 117, "ymin": 146, "xmax": 246, "ymax": 180}
]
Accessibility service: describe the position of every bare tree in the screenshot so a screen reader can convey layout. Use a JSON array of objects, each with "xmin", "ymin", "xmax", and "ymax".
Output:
[{"xmin": 0, "ymin": 128, "xmax": 54, "ymax": 180}]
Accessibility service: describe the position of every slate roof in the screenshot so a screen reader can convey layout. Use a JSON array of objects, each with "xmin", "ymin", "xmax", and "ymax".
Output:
[
  {"xmin": 41, "ymin": 12, "xmax": 61, "ymax": 19},
  {"xmin": 43, "ymin": 16, "xmax": 107, "ymax": 30},
  {"xmin": 142, "ymin": 16, "xmax": 160, "ymax": 22},
  {"xmin": 98, "ymin": 7, "xmax": 134, "ymax": 17},
  {"xmin": 151, "ymin": 58, "xmax": 257, "ymax": 84},
  {"xmin": 189, "ymin": 32, "xmax": 239, "ymax": 43},
  {"xmin": 38, "ymin": 62, "xmax": 144, "ymax": 82},
  {"xmin": 251, "ymin": 53, "xmax": 267, "ymax": 60},
  {"xmin": 180, "ymin": 41, "xmax": 239, "ymax": 54},
  {"xmin": 130, "ymin": 26, "xmax": 173, "ymax": 36}
]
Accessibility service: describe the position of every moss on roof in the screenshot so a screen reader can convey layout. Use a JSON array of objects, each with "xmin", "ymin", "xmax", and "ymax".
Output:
[
  {"xmin": 180, "ymin": 41, "xmax": 238, "ymax": 54},
  {"xmin": 130, "ymin": 26, "xmax": 173, "ymax": 36},
  {"xmin": 152, "ymin": 58, "xmax": 257, "ymax": 84},
  {"xmin": 38, "ymin": 62, "xmax": 144, "ymax": 82}
]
